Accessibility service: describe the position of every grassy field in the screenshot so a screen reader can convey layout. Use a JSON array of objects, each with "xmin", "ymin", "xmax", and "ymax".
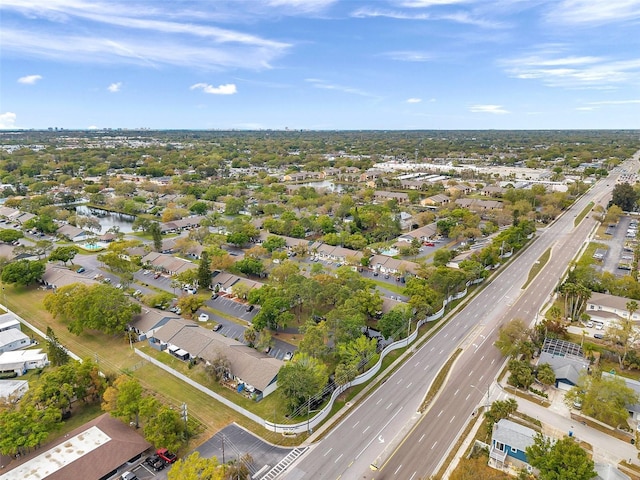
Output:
[{"xmin": 523, "ymin": 247, "xmax": 551, "ymax": 289}]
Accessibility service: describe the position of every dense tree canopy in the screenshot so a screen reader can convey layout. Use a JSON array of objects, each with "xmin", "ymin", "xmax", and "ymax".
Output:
[
  {"xmin": 44, "ymin": 283, "xmax": 141, "ymax": 335},
  {"xmin": 1, "ymin": 259, "xmax": 45, "ymax": 285},
  {"xmin": 526, "ymin": 434, "xmax": 596, "ymax": 480}
]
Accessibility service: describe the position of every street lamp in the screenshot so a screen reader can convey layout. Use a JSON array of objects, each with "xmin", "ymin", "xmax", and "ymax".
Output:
[{"xmin": 470, "ymin": 383, "xmax": 491, "ymax": 408}]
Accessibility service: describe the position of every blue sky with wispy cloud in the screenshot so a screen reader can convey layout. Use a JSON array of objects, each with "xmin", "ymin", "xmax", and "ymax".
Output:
[{"xmin": 1, "ymin": 0, "xmax": 639, "ymax": 130}]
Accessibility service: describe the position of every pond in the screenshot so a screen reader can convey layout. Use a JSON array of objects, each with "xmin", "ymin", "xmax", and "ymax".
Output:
[
  {"xmin": 299, "ymin": 180, "xmax": 346, "ymax": 193},
  {"xmin": 75, "ymin": 206, "xmax": 136, "ymax": 235}
]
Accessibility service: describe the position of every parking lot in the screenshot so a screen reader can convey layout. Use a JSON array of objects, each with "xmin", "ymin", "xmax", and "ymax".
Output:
[{"xmin": 597, "ymin": 215, "xmax": 639, "ymax": 276}]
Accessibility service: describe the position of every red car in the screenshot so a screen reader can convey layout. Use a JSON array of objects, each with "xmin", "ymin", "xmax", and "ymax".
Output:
[
  {"xmin": 156, "ymin": 448, "xmax": 177, "ymax": 464},
  {"xmin": 423, "ymin": 242, "xmax": 435, "ymax": 247}
]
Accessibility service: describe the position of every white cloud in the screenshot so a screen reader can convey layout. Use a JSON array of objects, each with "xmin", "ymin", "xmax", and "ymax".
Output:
[
  {"xmin": 18, "ymin": 74, "xmax": 43, "ymax": 84},
  {"xmin": 546, "ymin": 0, "xmax": 640, "ymax": 26},
  {"xmin": 469, "ymin": 104, "xmax": 509, "ymax": 114},
  {"xmin": 190, "ymin": 83, "xmax": 238, "ymax": 95},
  {"xmin": 0, "ymin": 1, "xmax": 291, "ymax": 70},
  {"xmin": 501, "ymin": 48, "xmax": 640, "ymax": 89},
  {"xmin": 398, "ymin": 0, "xmax": 472, "ymax": 6},
  {"xmin": 383, "ymin": 51, "xmax": 434, "ymax": 62},
  {"xmin": 587, "ymin": 99, "xmax": 640, "ymax": 105},
  {"xmin": 88, "ymin": 125, "xmax": 100, "ymax": 129},
  {"xmin": 108, "ymin": 82, "xmax": 122, "ymax": 92},
  {"xmin": 0, "ymin": 112, "xmax": 17, "ymax": 129},
  {"xmin": 305, "ymin": 78, "xmax": 378, "ymax": 98},
  {"xmin": 406, "ymin": 98, "xmax": 422, "ymax": 103},
  {"xmin": 265, "ymin": 0, "xmax": 337, "ymax": 14}
]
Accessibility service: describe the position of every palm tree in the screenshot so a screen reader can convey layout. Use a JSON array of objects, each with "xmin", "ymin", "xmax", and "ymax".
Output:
[{"xmin": 626, "ymin": 300, "xmax": 638, "ymax": 322}]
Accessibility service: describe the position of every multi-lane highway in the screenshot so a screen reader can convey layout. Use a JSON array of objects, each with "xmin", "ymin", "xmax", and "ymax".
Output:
[{"xmin": 284, "ymin": 154, "xmax": 636, "ymax": 480}]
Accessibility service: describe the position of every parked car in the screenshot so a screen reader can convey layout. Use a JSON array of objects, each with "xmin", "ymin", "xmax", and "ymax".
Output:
[
  {"xmin": 145, "ymin": 454, "xmax": 165, "ymax": 471},
  {"xmin": 594, "ymin": 333, "xmax": 604, "ymax": 339},
  {"xmin": 154, "ymin": 272, "xmax": 161, "ymax": 279},
  {"xmin": 76, "ymin": 267, "xmax": 85, "ymax": 273},
  {"xmin": 211, "ymin": 293, "xmax": 219, "ymax": 300},
  {"xmin": 156, "ymin": 448, "xmax": 177, "ymax": 464},
  {"xmin": 283, "ymin": 351, "xmax": 293, "ymax": 361},
  {"xmin": 198, "ymin": 313, "xmax": 209, "ymax": 322},
  {"xmin": 263, "ymin": 346, "xmax": 272, "ymax": 354},
  {"xmin": 133, "ymin": 289, "xmax": 142, "ymax": 297},
  {"xmin": 121, "ymin": 472, "xmax": 138, "ymax": 480},
  {"xmin": 246, "ymin": 305, "xmax": 254, "ymax": 312},
  {"xmin": 212, "ymin": 323, "xmax": 223, "ymax": 332}
]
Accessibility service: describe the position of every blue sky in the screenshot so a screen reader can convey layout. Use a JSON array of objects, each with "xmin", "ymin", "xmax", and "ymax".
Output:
[{"xmin": 1, "ymin": 0, "xmax": 640, "ymax": 130}]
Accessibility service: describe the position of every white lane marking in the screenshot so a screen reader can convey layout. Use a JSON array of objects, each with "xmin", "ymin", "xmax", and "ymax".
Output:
[
  {"xmin": 450, "ymin": 415, "xmax": 456, "ymax": 423},
  {"xmin": 353, "ymin": 421, "xmax": 359, "ymax": 429},
  {"xmin": 454, "ymin": 389, "xmax": 459, "ymax": 396},
  {"xmin": 465, "ymin": 393, "xmax": 470, "ymax": 400},
  {"xmin": 355, "ymin": 407, "xmax": 404, "ymax": 459},
  {"xmin": 409, "ymin": 472, "xmax": 417, "ymax": 480},
  {"xmin": 386, "ymin": 403, "xmax": 393, "ymax": 410},
  {"xmin": 376, "ymin": 398, "xmax": 382, "ymax": 405},
  {"xmin": 406, "ymin": 382, "xmax": 413, "ymax": 389},
  {"xmin": 397, "ymin": 378, "xmax": 403, "ymax": 385},
  {"xmin": 432, "ymin": 441, "xmax": 438, "ymax": 450},
  {"xmin": 419, "ymin": 434, "xmax": 425, "ymax": 443},
  {"xmin": 363, "ymin": 426, "xmax": 370, "ymax": 434},
  {"xmin": 438, "ymin": 410, "xmax": 443, "ymax": 417},
  {"xmin": 335, "ymin": 453, "xmax": 343, "ymax": 463},
  {"xmin": 394, "ymin": 465, "xmax": 402, "ymax": 475},
  {"xmin": 324, "ymin": 448, "xmax": 333, "ymax": 456}
]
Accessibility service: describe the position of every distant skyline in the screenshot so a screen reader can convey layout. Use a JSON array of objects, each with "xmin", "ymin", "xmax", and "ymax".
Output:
[{"xmin": 1, "ymin": 0, "xmax": 640, "ymax": 131}]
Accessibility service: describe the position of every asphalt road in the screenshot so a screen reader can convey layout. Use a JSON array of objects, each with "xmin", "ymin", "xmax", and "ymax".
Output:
[{"xmin": 285, "ymin": 155, "xmax": 635, "ymax": 480}]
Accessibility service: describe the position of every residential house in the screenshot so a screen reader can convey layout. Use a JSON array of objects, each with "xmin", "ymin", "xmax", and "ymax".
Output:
[
  {"xmin": 482, "ymin": 185, "xmax": 507, "ymax": 197},
  {"xmin": 586, "ymin": 292, "xmax": 639, "ymax": 325},
  {"xmin": 210, "ymin": 271, "xmax": 263, "ymax": 295},
  {"xmin": 398, "ymin": 223, "xmax": 438, "ymax": 243},
  {"xmin": 128, "ymin": 308, "xmax": 180, "ymax": 341},
  {"xmin": 0, "ymin": 313, "xmax": 21, "ymax": 333},
  {"xmin": 454, "ymin": 198, "xmax": 503, "ymax": 211},
  {"xmin": 594, "ymin": 462, "xmax": 632, "ymax": 480},
  {"xmin": 0, "ymin": 349, "xmax": 49, "ymax": 375},
  {"xmin": 489, "ymin": 419, "xmax": 536, "ymax": 470},
  {"xmin": 56, "ymin": 224, "xmax": 92, "ymax": 242},
  {"xmin": 41, "ymin": 265, "xmax": 97, "ymax": 290},
  {"xmin": 537, "ymin": 338, "xmax": 590, "ymax": 390},
  {"xmin": 446, "ymin": 184, "xmax": 473, "ymax": 196},
  {"xmin": 282, "ymin": 171, "xmax": 321, "ymax": 182},
  {"xmin": 141, "ymin": 252, "xmax": 196, "ymax": 275},
  {"xmin": 149, "ymin": 319, "xmax": 282, "ymax": 399},
  {"xmin": 374, "ymin": 190, "xmax": 410, "ymax": 204},
  {"xmin": 0, "ymin": 379, "xmax": 29, "ymax": 403},
  {"xmin": 602, "ymin": 372, "xmax": 640, "ymax": 422},
  {"xmin": 420, "ymin": 194, "xmax": 450, "ymax": 208},
  {"xmin": 0, "ymin": 328, "xmax": 31, "ymax": 353}
]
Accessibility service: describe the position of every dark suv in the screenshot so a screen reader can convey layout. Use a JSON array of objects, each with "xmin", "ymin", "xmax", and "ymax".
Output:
[{"xmin": 145, "ymin": 454, "xmax": 165, "ymax": 471}]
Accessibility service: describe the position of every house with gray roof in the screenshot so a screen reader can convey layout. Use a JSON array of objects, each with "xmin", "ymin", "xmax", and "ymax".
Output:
[
  {"xmin": 150, "ymin": 319, "xmax": 282, "ymax": 399},
  {"xmin": 537, "ymin": 338, "xmax": 590, "ymax": 390},
  {"xmin": 594, "ymin": 462, "xmax": 631, "ymax": 480},
  {"xmin": 0, "ymin": 328, "xmax": 30, "ymax": 354},
  {"xmin": 587, "ymin": 292, "xmax": 640, "ymax": 325},
  {"xmin": 489, "ymin": 418, "xmax": 536, "ymax": 470}
]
